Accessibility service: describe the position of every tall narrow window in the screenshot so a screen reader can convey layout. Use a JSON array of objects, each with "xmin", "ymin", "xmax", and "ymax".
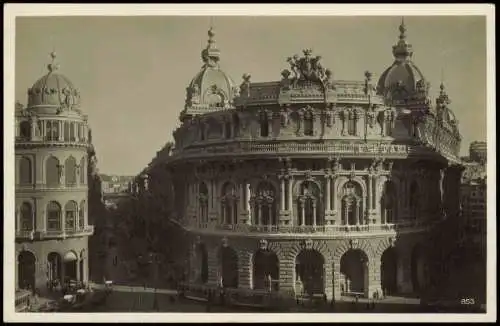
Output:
[
  {"xmin": 303, "ymin": 111, "xmax": 314, "ymax": 136},
  {"xmin": 65, "ymin": 156, "xmax": 77, "ymax": 186},
  {"xmin": 347, "ymin": 114, "xmax": 357, "ymax": 136},
  {"xmin": 20, "ymin": 202, "xmax": 33, "ymax": 231},
  {"xmin": 64, "ymin": 201, "xmax": 77, "ymax": 230},
  {"xmin": 47, "ymin": 201, "xmax": 62, "ymax": 231},
  {"xmin": 260, "ymin": 112, "xmax": 269, "ymax": 137},
  {"xmin": 46, "ymin": 156, "xmax": 60, "ymax": 187},
  {"xmin": 19, "ymin": 157, "xmax": 32, "ymax": 185}
]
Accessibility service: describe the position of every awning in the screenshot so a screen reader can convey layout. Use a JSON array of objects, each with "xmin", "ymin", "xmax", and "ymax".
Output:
[{"xmin": 63, "ymin": 251, "xmax": 78, "ymax": 262}]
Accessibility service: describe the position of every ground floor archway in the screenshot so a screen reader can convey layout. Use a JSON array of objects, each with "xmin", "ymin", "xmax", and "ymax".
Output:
[
  {"xmin": 381, "ymin": 247, "xmax": 398, "ymax": 296},
  {"xmin": 219, "ymin": 246, "xmax": 238, "ymax": 288},
  {"xmin": 63, "ymin": 251, "xmax": 78, "ymax": 282},
  {"xmin": 295, "ymin": 249, "xmax": 325, "ymax": 295},
  {"xmin": 253, "ymin": 249, "xmax": 279, "ymax": 291},
  {"xmin": 18, "ymin": 251, "xmax": 36, "ymax": 291},
  {"xmin": 340, "ymin": 249, "xmax": 369, "ymax": 296}
]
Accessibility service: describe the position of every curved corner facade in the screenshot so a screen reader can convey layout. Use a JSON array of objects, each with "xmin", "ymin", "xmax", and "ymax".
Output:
[
  {"xmin": 146, "ymin": 22, "xmax": 465, "ymax": 303},
  {"xmin": 15, "ymin": 53, "xmax": 94, "ymax": 294}
]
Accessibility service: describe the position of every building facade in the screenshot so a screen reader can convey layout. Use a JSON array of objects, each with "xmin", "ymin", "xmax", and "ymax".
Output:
[
  {"xmin": 139, "ymin": 21, "xmax": 464, "ymax": 302},
  {"xmin": 460, "ymin": 142, "xmax": 487, "ymax": 254},
  {"xmin": 15, "ymin": 52, "xmax": 94, "ymax": 295}
]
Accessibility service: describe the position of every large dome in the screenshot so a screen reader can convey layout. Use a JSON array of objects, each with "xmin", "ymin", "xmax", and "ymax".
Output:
[
  {"xmin": 377, "ymin": 19, "xmax": 427, "ymax": 101},
  {"xmin": 27, "ymin": 52, "xmax": 81, "ymax": 110}
]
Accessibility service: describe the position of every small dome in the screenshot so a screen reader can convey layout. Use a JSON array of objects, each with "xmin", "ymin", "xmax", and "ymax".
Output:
[
  {"xmin": 27, "ymin": 52, "xmax": 81, "ymax": 110},
  {"xmin": 377, "ymin": 19, "xmax": 427, "ymax": 101},
  {"xmin": 184, "ymin": 28, "xmax": 238, "ymax": 111},
  {"xmin": 188, "ymin": 66, "xmax": 237, "ymax": 107},
  {"xmin": 377, "ymin": 61, "xmax": 425, "ymax": 96}
]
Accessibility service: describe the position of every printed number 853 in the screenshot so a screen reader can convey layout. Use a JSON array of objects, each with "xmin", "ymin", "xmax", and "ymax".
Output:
[{"xmin": 461, "ymin": 298, "xmax": 476, "ymax": 305}]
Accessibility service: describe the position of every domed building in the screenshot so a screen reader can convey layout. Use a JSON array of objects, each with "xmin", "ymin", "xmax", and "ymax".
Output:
[
  {"xmin": 143, "ymin": 20, "xmax": 464, "ymax": 304},
  {"xmin": 15, "ymin": 52, "xmax": 94, "ymax": 299}
]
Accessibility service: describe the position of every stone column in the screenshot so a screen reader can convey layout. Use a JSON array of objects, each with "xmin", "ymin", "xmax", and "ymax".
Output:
[
  {"xmin": 356, "ymin": 200, "xmax": 360, "ymax": 225},
  {"xmin": 257, "ymin": 204, "xmax": 262, "ymax": 226},
  {"xmin": 287, "ymin": 178, "xmax": 293, "ymax": 211},
  {"xmin": 326, "ymin": 177, "xmax": 331, "ymax": 211},
  {"xmin": 333, "ymin": 259, "xmax": 342, "ymax": 300},
  {"xmin": 30, "ymin": 118, "xmax": 37, "ymax": 140},
  {"xmin": 245, "ymin": 183, "xmax": 252, "ymax": 225},
  {"xmin": 58, "ymin": 121, "xmax": 63, "ymax": 141},
  {"xmin": 238, "ymin": 249, "xmax": 252, "ymax": 289},
  {"xmin": 61, "ymin": 209, "xmax": 66, "ymax": 234},
  {"xmin": 312, "ymin": 201, "xmax": 317, "ymax": 226},
  {"xmin": 324, "ymin": 263, "xmax": 334, "ymax": 300},
  {"xmin": 280, "ymin": 177, "xmax": 286, "ymax": 211},
  {"xmin": 300, "ymin": 201, "xmax": 305, "ymax": 226},
  {"xmin": 368, "ymin": 259, "xmax": 382, "ymax": 298},
  {"xmin": 221, "ymin": 202, "xmax": 226, "ymax": 225},
  {"xmin": 367, "ymin": 175, "xmax": 372, "ymax": 214},
  {"xmin": 76, "ymin": 258, "xmax": 81, "ymax": 281},
  {"xmin": 268, "ymin": 205, "xmax": 273, "ymax": 226},
  {"xmin": 344, "ymin": 200, "xmax": 349, "ymax": 225},
  {"xmin": 36, "ymin": 199, "xmax": 46, "ymax": 232},
  {"xmin": 207, "ymin": 245, "xmax": 219, "ymax": 286},
  {"xmin": 278, "ymin": 252, "xmax": 295, "ymax": 298}
]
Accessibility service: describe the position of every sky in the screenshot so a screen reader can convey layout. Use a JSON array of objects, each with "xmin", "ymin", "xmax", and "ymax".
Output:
[{"xmin": 15, "ymin": 15, "xmax": 487, "ymax": 176}]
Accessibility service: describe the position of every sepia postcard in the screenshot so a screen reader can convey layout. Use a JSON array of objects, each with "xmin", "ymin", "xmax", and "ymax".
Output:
[{"xmin": 3, "ymin": 3, "xmax": 496, "ymax": 323}]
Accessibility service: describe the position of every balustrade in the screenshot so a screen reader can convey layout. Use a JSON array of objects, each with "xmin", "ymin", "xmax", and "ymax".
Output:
[{"xmin": 183, "ymin": 219, "xmax": 435, "ymax": 235}]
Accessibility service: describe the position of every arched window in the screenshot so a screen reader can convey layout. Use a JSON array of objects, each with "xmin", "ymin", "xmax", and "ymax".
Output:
[
  {"xmin": 341, "ymin": 181, "xmax": 364, "ymax": 225},
  {"xmin": 64, "ymin": 122, "xmax": 70, "ymax": 141},
  {"xmin": 221, "ymin": 182, "xmax": 238, "ymax": 225},
  {"xmin": 20, "ymin": 202, "xmax": 33, "ymax": 231},
  {"xmin": 252, "ymin": 182, "xmax": 277, "ymax": 226},
  {"xmin": 46, "ymin": 156, "xmax": 60, "ymax": 187},
  {"xmin": 19, "ymin": 157, "xmax": 32, "ymax": 185},
  {"xmin": 79, "ymin": 157, "xmax": 86, "ymax": 184},
  {"xmin": 409, "ymin": 182, "xmax": 419, "ymax": 220},
  {"xmin": 303, "ymin": 111, "xmax": 314, "ymax": 136},
  {"xmin": 79, "ymin": 200, "xmax": 85, "ymax": 229},
  {"xmin": 47, "ymin": 201, "xmax": 62, "ymax": 231},
  {"xmin": 297, "ymin": 181, "xmax": 322, "ymax": 226},
  {"xmin": 381, "ymin": 181, "xmax": 397, "ymax": 223},
  {"xmin": 64, "ymin": 201, "xmax": 77, "ymax": 231},
  {"xmin": 65, "ymin": 156, "xmax": 77, "ymax": 186},
  {"xmin": 19, "ymin": 121, "xmax": 31, "ymax": 139},
  {"xmin": 347, "ymin": 111, "xmax": 357, "ymax": 136},
  {"xmin": 199, "ymin": 182, "xmax": 209, "ymax": 227},
  {"xmin": 260, "ymin": 112, "xmax": 269, "ymax": 137}
]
